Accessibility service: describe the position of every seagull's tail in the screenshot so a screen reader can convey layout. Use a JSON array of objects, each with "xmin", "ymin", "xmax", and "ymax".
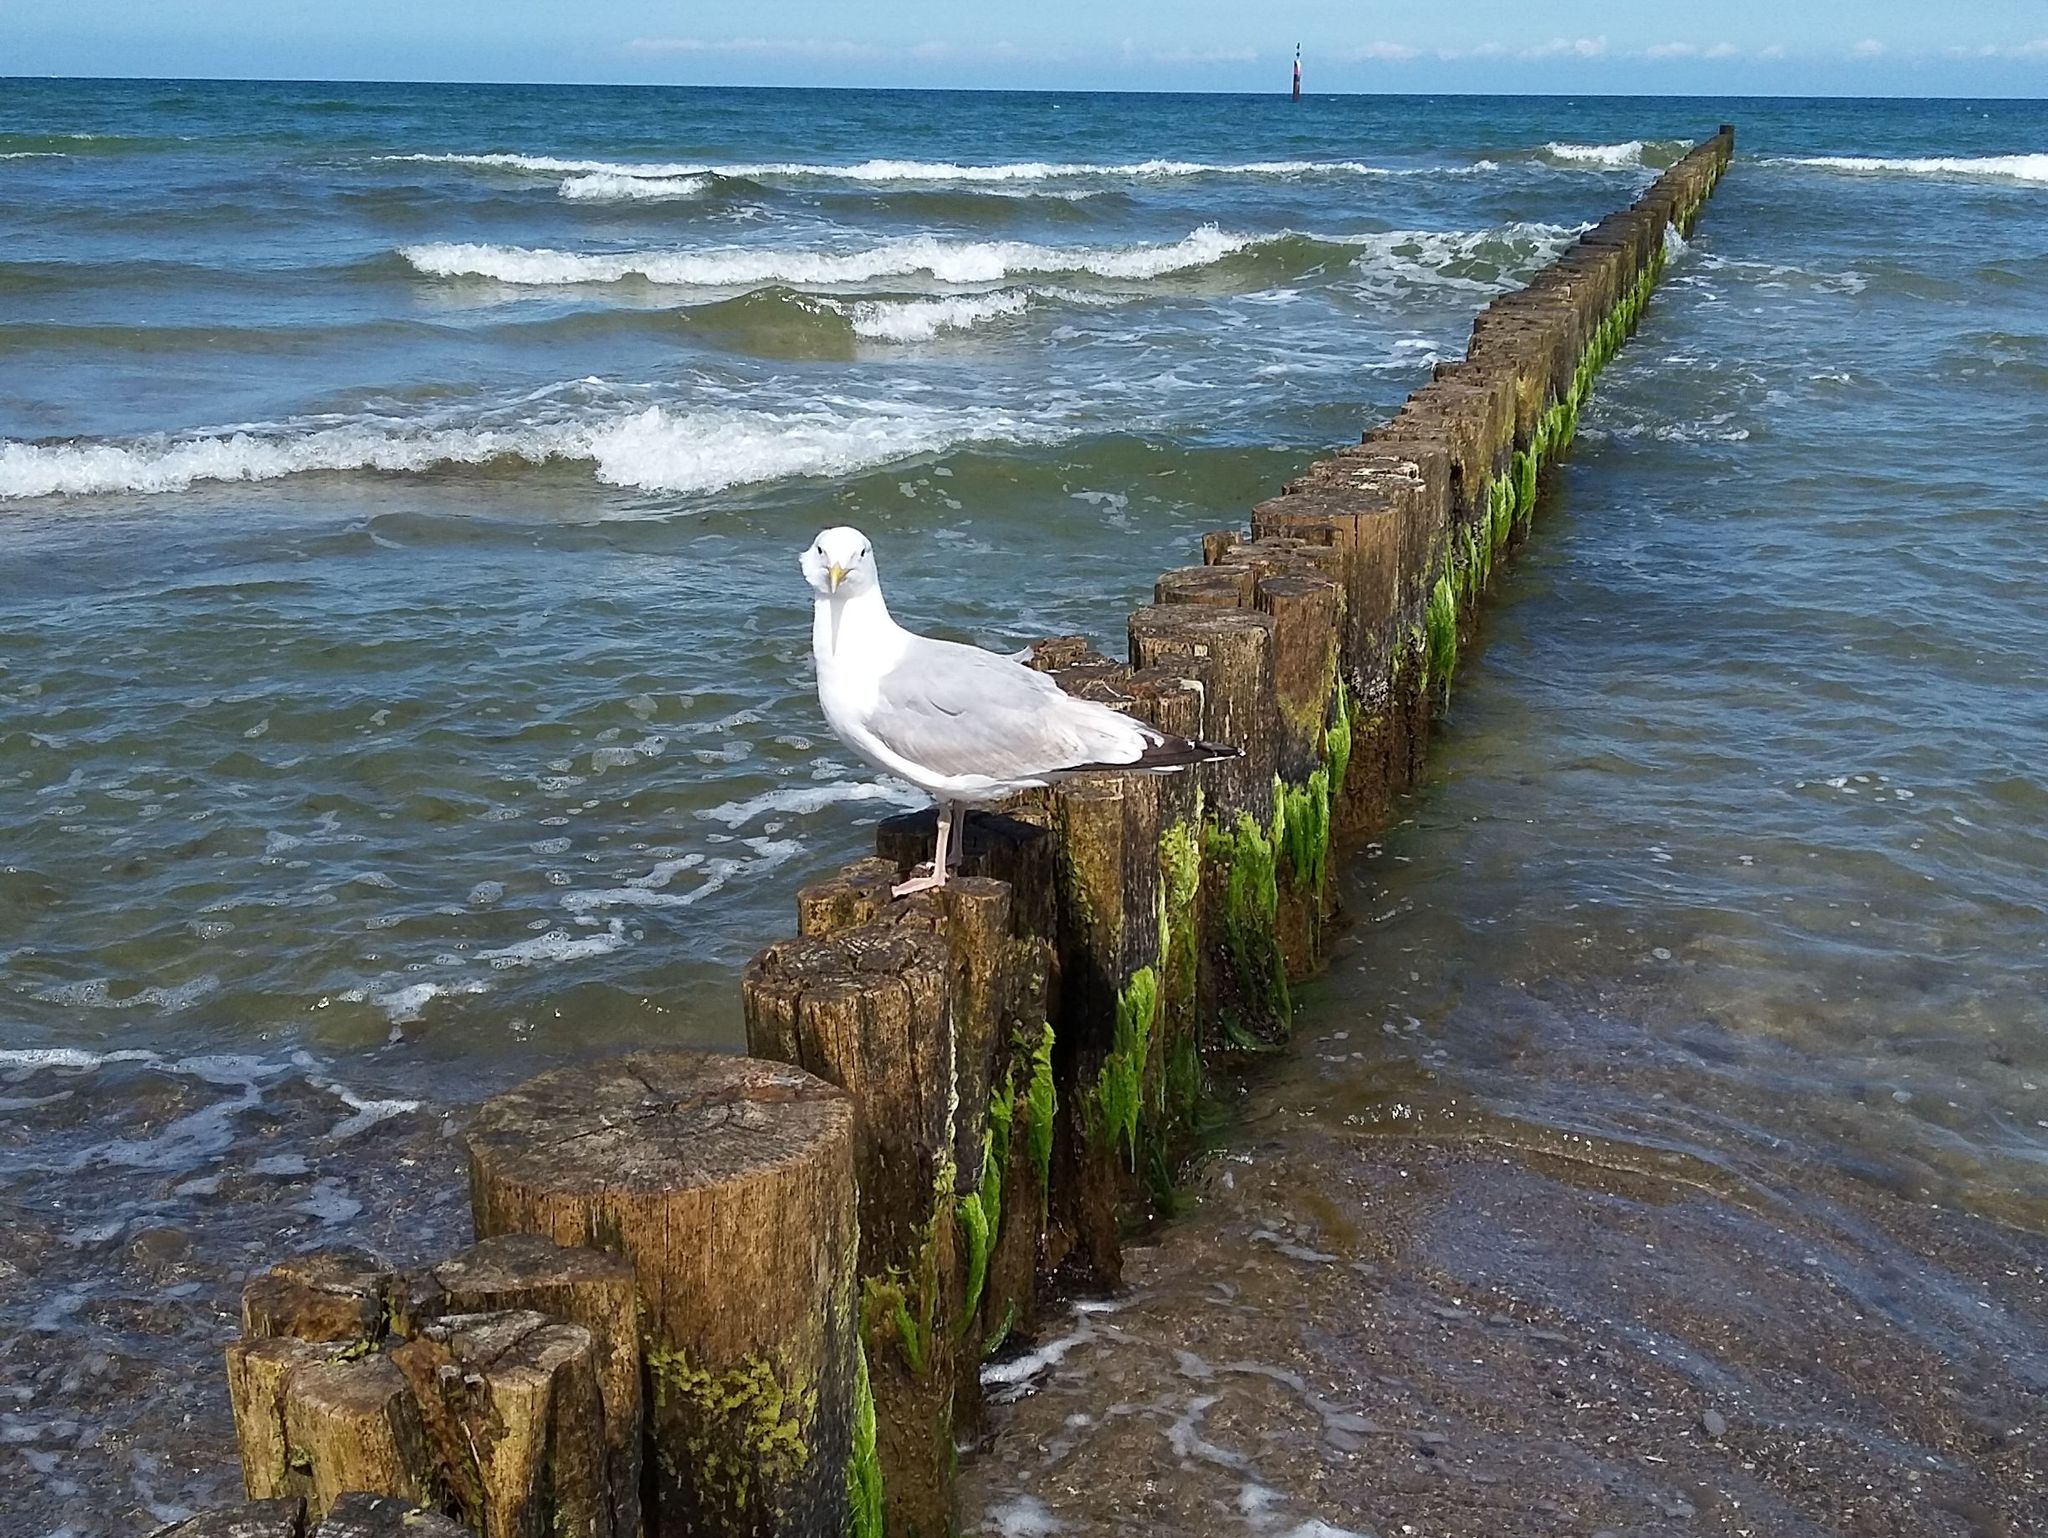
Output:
[{"xmin": 1077, "ymin": 733, "xmax": 1243, "ymax": 775}]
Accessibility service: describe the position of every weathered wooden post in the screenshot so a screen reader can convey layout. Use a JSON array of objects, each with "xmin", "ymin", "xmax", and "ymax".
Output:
[
  {"xmin": 392, "ymin": 1234, "xmax": 642, "ymax": 1538},
  {"xmin": 465, "ymin": 1052, "xmax": 864, "ymax": 1538},
  {"xmin": 741, "ymin": 918, "xmax": 959, "ymax": 1538},
  {"xmin": 389, "ymin": 1310, "xmax": 611, "ymax": 1538}
]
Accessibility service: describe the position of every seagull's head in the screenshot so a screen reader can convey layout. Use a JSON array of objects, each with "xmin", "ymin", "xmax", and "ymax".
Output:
[{"xmin": 801, "ymin": 526, "xmax": 878, "ymax": 600}]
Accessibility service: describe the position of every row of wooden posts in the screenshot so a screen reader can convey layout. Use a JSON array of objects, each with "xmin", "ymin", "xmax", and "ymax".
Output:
[{"xmin": 162, "ymin": 128, "xmax": 1735, "ymax": 1538}]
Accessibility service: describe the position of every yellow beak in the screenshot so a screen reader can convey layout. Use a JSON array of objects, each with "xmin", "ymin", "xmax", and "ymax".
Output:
[{"xmin": 828, "ymin": 563, "xmax": 846, "ymax": 592}]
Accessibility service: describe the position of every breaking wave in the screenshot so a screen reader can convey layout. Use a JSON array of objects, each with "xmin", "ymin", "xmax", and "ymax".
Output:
[
  {"xmin": 1776, "ymin": 153, "xmax": 2048, "ymax": 187},
  {"xmin": 380, "ymin": 151, "xmax": 1465, "ymax": 184},
  {"xmin": 401, "ymin": 226, "xmax": 1260, "ymax": 287},
  {"xmin": 1541, "ymin": 139, "xmax": 1689, "ymax": 170},
  {"xmin": 558, "ymin": 172, "xmax": 713, "ymax": 201},
  {"xmin": 842, "ymin": 289, "xmax": 1035, "ymax": 341},
  {"xmin": 0, "ymin": 400, "xmax": 1057, "ymax": 500}
]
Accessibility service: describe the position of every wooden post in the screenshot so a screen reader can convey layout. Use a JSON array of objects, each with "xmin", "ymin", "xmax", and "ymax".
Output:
[
  {"xmin": 393, "ymin": 1234, "xmax": 642, "ymax": 1538},
  {"xmin": 1127, "ymin": 603, "xmax": 1279, "ymax": 827},
  {"xmin": 465, "ymin": 1052, "xmax": 862, "ymax": 1538},
  {"xmin": 390, "ymin": 1310, "xmax": 610, "ymax": 1538},
  {"xmin": 283, "ymin": 1355, "xmax": 437, "ymax": 1521},
  {"xmin": 239, "ymin": 1248, "xmax": 388, "ymax": 1345},
  {"xmin": 741, "ymin": 926, "xmax": 958, "ymax": 1538},
  {"xmin": 1155, "ymin": 565, "xmax": 1253, "ymax": 607},
  {"xmin": 227, "ymin": 1336, "xmax": 344, "ymax": 1503}
]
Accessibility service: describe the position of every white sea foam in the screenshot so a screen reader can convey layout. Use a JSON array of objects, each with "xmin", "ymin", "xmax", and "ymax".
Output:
[
  {"xmin": 560, "ymin": 837, "xmax": 805, "ymax": 915},
  {"xmin": 843, "ymin": 290, "xmax": 1033, "ymax": 342},
  {"xmin": 477, "ymin": 919, "xmax": 628, "ymax": 968},
  {"xmin": 1544, "ymin": 139, "xmax": 1658, "ymax": 168},
  {"xmin": 384, "ymin": 151, "xmax": 1444, "ymax": 183},
  {"xmin": 0, "ymin": 1047, "xmax": 422, "ymax": 1170},
  {"xmin": 697, "ymin": 780, "xmax": 925, "ymax": 828},
  {"xmin": 0, "ymin": 400, "xmax": 1050, "ymax": 501},
  {"xmin": 368, "ymin": 979, "xmax": 486, "ymax": 1025},
  {"xmin": 1778, "ymin": 153, "xmax": 2048, "ymax": 186},
  {"xmin": 1346, "ymin": 222, "xmax": 1585, "ymax": 295},
  {"xmin": 558, "ymin": 172, "xmax": 711, "ymax": 201},
  {"xmin": 402, "ymin": 225, "xmax": 1257, "ymax": 288}
]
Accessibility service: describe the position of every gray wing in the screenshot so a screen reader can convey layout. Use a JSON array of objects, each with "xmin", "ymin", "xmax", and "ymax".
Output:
[{"xmin": 868, "ymin": 635, "xmax": 1151, "ymax": 782}]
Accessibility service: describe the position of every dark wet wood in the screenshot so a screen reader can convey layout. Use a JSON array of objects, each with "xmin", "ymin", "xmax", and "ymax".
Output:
[
  {"xmin": 311, "ymin": 1492, "xmax": 472, "ymax": 1538},
  {"xmin": 149, "ymin": 1498, "xmax": 306, "ymax": 1538},
  {"xmin": 240, "ymin": 1249, "xmax": 390, "ymax": 1346},
  {"xmin": 1127, "ymin": 603, "xmax": 1280, "ymax": 826}
]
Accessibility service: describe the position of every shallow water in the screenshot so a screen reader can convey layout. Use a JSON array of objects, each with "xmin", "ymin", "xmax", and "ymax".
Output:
[{"xmin": 2, "ymin": 84, "xmax": 2045, "ymax": 1530}]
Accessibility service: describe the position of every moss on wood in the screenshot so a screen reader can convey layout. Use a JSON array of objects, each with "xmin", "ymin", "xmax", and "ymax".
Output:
[
  {"xmin": 849, "ymin": 1346, "xmax": 883, "ymax": 1538},
  {"xmin": 646, "ymin": 1347, "xmax": 815, "ymax": 1517},
  {"xmin": 1205, "ymin": 811, "xmax": 1289, "ymax": 1036}
]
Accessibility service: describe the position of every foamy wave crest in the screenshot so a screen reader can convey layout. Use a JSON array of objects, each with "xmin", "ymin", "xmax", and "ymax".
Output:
[
  {"xmin": 383, "ymin": 152, "xmax": 710, "ymax": 175},
  {"xmin": 0, "ymin": 402, "xmax": 1050, "ymax": 500},
  {"xmin": 384, "ymin": 151, "xmax": 1426, "ymax": 184},
  {"xmin": 559, "ymin": 172, "xmax": 712, "ymax": 201},
  {"xmin": 1347, "ymin": 222, "xmax": 1587, "ymax": 293},
  {"xmin": 1779, "ymin": 153, "xmax": 2048, "ymax": 186},
  {"xmin": 401, "ymin": 226, "xmax": 1255, "ymax": 288},
  {"xmin": 1544, "ymin": 140, "xmax": 1653, "ymax": 168},
  {"xmin": 844, "ymin": 290, "xmax": 1032, "ymax": 342}
]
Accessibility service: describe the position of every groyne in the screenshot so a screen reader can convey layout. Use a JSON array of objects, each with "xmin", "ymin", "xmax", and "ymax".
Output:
[{"xmin": 165, "ymin": 128, "xmax": 1735, "ymax": 1538}]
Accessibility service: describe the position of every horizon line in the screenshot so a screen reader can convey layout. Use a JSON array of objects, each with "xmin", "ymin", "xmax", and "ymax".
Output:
[{"xmin": 3, "ymin": 72, "xmax": 2044, "ymax": 103}]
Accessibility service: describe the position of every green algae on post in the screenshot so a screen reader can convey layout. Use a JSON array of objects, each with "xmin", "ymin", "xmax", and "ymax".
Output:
[
  {"xmin": 1277, "ymin": 768, "xmax": 1331, "ymax": 897},
  {"xmin": 1206, "ymin": 811, "xmax": 1289, "ymax": 1037},
  {"xmin": 647, "ymin": 1347, "xmax": 816, "ymax": 1512},
  {"xmin": 1324, "ymin": 680, "xmax": 1353, "ymax": 807},
  {"xmin": 849, "ymin": 1345, "xmax": 883, "ymax": 1538},
  {"xmin": 1091, "ymin": 965, "xmax": 1158, "ymax": 1166},
  {"xmin": 1024, "ymin": 1023, "xmax": 1056, "ymax": 1205}
]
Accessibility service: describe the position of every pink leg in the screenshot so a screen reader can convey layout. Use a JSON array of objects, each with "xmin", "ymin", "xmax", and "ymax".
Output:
[{"xmin": 892, "ymin": 801, "xmax": 954, "ymax": 898}]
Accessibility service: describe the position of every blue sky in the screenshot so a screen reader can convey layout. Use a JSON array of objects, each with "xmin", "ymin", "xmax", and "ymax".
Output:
[{"xmin": 7, "ymin": 0, "xmax": 2048, "ymax": 94}]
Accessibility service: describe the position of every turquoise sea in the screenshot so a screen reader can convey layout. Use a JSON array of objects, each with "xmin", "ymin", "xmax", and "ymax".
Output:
[{"xmin": 1, "ymin": 82, "xmax": 2044, "ymax": 1530}]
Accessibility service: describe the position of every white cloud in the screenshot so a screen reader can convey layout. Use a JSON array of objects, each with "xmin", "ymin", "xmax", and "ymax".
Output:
[
  {"xmin": 1147, "ymin": 46, "xmax": 1258, "ymax": 65},
  {"xmin": 1643, "ymin": 41, "xmax": 1742, "ymax": 61},
  {"xmin": 1520, "ymin": 36, "xmax": 1608, "ymax": 60},
  {"xmin": 1850, "ymin": 38, "xmax": 1887, "ymax": 58},
  {"xmin": 1344, "ymin": 41, "xmax": 1421, "ymax": 62},
  {"xmin": 628, "ymin": 35, "xmax": 1074, "ymax": 66},
  {"xmin": 1974, "ymin": 38, "xmax": 2048, "ymax": 59},
  {"xmin": 629, "ymin": 36, "xmax": 885, "ymax": 60}
]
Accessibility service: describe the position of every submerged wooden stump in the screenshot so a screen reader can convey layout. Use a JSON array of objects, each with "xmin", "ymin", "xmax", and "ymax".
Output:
[
  {"xmin": 315, "ymin": 1493, "xmax": 472, "ymax": 1538},
  {"xmin": 465, "ymin": 1052, "xmax": 862, "ymax": 1538},
  {"xmin": 149, "ymin": 1498, "xmax": 305, "ymax": 1538}
]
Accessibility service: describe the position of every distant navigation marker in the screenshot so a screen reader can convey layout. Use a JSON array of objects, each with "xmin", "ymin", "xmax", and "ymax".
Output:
[{"xmin": 1292, "ymin": 44, "xmax": 1302, "ymax": 100}]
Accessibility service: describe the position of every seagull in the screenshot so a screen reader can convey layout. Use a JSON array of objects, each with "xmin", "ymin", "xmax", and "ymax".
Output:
[{"xmin": 802, "ymin": 525, "xmax": 1239, "ymax": 896}]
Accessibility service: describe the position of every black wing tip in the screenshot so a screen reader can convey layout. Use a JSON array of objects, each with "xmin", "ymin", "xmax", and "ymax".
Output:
[{"xmin": 1070, "ymin": 735, "xmax": 1243, "ymax": 774}]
